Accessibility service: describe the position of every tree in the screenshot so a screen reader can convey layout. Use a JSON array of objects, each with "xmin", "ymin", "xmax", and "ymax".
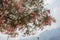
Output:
[{"xmin": 0, "ymin": 0, "xmax": 56, "ymax": 37}]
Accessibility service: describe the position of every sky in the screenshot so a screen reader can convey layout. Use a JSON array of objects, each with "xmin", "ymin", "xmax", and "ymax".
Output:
[
  {"xmin": 44, "ymin": 0, "xmax": 60, "ymax": 30},
  {"xmin": 0, "ymin": 0, "xmax": 60, "ymax": 40}
]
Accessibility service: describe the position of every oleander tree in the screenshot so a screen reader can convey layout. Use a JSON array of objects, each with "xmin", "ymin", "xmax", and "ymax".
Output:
[{"xmin": 0, "ymin": 0, "xmax": 56, "ymax": 37}]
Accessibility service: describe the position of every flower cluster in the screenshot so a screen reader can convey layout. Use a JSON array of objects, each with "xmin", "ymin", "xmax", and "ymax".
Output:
[{"xmin": 0, "ymin": 0, "xmax": 56, "ymax": 37}]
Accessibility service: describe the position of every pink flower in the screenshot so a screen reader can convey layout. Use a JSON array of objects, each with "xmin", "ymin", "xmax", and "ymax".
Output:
[
  {"xmin": 30, "ymin": 12, "xmax": 37, "ymax": 17},
  {"xmin": 1, "ymin": 19, "xmax": 6, "ymax": 24},
  {"xmin": 6, "ymin": 26, "xmax": 14, "ymax": 32},
  {"xmin": 18, "ymin": 7, "xmax": 24, "ymax": 13},
  {"xmin": 43, "ymin": 16, "xmax": 51, "ymax": 25},
  {"xmin": 47, "ymin": 10, "xmax": 50, "ymax": 14},
  {"xmin": 52, "ymin": 18, "xmax": 56, "ymax": 22}
]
